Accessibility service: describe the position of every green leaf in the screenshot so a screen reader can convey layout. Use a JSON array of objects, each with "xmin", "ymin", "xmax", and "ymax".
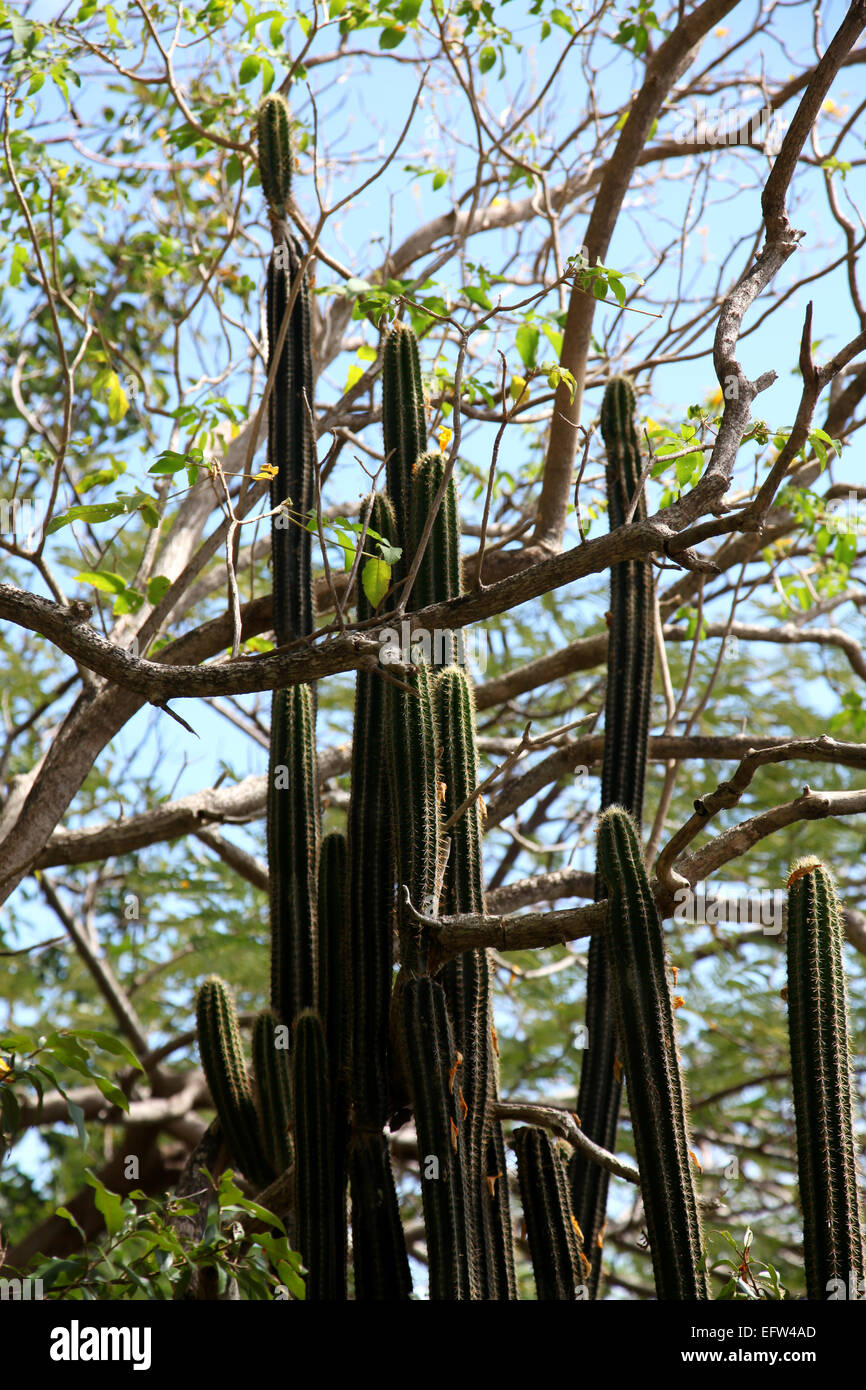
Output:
[
  {"xmin": 239, "ymin": 55, "xmax": 262, "ymax": 84},
  {"xmin": 55, "ymin": 1205, "xmax": 87, "ymax": 1238},
  {"xmin": 74, "ymin": 570, "xmax": 127, "ymax": 595},
  {"xmin": 147, "ymin": 575, "xmax": 171, "ymax": 604},
  {"xmin": 464, "ymin": 285, "xmax": 493, "ymax": 311},
  {"xmin": 72, "ymin": 1030, "xmax": 143, "ymax": 1071},
  {"xmin": 260, "ymin": 58, "xmax": 275, "ymax": 94},
  {"xmin": 361, "ymin": 556, "xmax": 390, "ymax": 609},
  {"xmin": 85, "ymin": 1170, "xmax": 125, "ymax": 1237},
  {"xmin": 479, "ymin": 46, "xmax": 496, "ymax": 73},
  {"xmin": 113, "ymin": 588, "xmax": 145, "ymax": 615},
  {"xmin": 8, "ymin": 245, "xmax": 28, "ymax": 287},
  {"xmin": 607, "ymin": 275, "xmax": 627, "ymax": 306},
  {"xmin": 542, "ymin": 324, "xmax": 563, "ymax": 357},
  {"xmin": 149, "ymin": 451, "xmax": 189, "ymax": 475},
  {"xmin": 432, "ymin": 169, "xmax": 447, "ymax": 190},
  {"xmin": 515, "ymin": 324, "xmax": 540, "ymax": 368},
  {"xmin": 379, "ymin": 25, "xmax": 406, "ymax": 49}
]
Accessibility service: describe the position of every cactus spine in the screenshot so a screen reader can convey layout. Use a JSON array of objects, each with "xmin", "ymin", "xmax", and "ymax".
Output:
[
  {"xmin": 251, "ymin": 1009, "xmax": 293, "ymax": 1176},
  {"xmin": 786, "ymin": 857, "xmax": 864, "ymax": 1299},
  {"xmin": 571, "ymin": 373, "xmax": 655, "ymax": 1296},
  {"xmin": 514, "ymin": 1127, "xmax": 585, "ymax": 1300},
  {"xmin": 597, "ymin": 807, "xmax": 707, "ymax": 1300},
  {"xmin": 402, "ymin": 976, "xmax": 473, "ymax": 1300},
  {"xmin": 196, "ymin": 976, "xmax": 273, "ymax": 1190}
]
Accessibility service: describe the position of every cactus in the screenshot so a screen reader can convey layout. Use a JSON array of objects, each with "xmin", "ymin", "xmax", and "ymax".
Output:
[
  {"xmin": 407, "ymin": 449, "xmax": 461, "ymax": 627},
  {"xmin": 385, "ymin": 658, "xmax": 441, "ymax": 976},
  {"xmin": 257, "ymin": 93, "xmax": 293, "ymax": 223},
  {"xmin": 571, "ymin": 373, "xmax": 655, "ymax": 1296},
  {"xmin": 786, "ymin": 857, "xmax": 864, "ymax": 1299},
  {"xmin": 196, "ymin": 976, "xmax": 273, "ymax": 1190},
  {"xmin": 266, "ymin": 235, "xmax": 315, "ymax": 648},
  {"xmin": 268, "ymin": 681, "xmax": 319, "ymax": 1024},
  {"xmin": 596, "ymin": 807, "xmax": 707, "ymax": 1300},
  {"xmin": 292, "ymin": 1010, "xmax": 343, "ymax": 1300},
  {"xmin": 514, "ymin": 1127, "xmax": 585, "ymax": 1300},
  {"xmin": 251, "ymin": 1009, "xmax": 293, "ymax": 1176},
  {"xmin": 317, "ymin": 829, "xmax": 349, "ymax": 1289},
  {"xmin": 344, "ymin": 491, "xmax": 414, "ymax": 1298},
  {"xmin": 382, "ymin": 321, "xmax": 427, "ymax": 561},
  {"xmin": 402, "ymin": 975, "xmax": 473, "ymax": 1300},
  {"xmin": 346, "ymin": 493, "xmax": 399, "ymax": 1130},
  {"xmin": 317, "ymin": 830, "xmax": 346, "ymax": 1090},
  {"xmin": 348, "ymin": 1135, "xmax": 412, "ymax": 1300},
  {"xmin": 434, "ymin": 665, "xmax": 517, "ymax": 1300}
]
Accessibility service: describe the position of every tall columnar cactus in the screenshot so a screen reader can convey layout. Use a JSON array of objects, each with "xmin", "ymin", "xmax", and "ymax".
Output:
[
  {"xmin": 382, "ymin": 320, "xmax": 427, "ymax": 562},
  {"xmin": 317, "ymin": 829, "xmax": 349, "ymax": 1289},
  {"xmin": 345, "ymin": 490, "xmax": 413, "ymax": 1299},
  {"xmin": 292, "ymin": 1010, "xmax": 343, "ymax": 1300},
  {"xmin": 265, "ymin": 236, "xmax": 315, "ymax": 648},
  {"xmin": 196, "ymin": 976, "xmax": 273, "ymax": 1191},
  {"xmin": 346, "ymin": 493, "xmax": 401, "ymax": 1129},
  {"xmin": 259, "ymin": 95, "xmax": 315, "ymax": 647},
  {"xmin": 407, "ymin": 449, "xmax": 461, "ymax": 625},
  {"xmin": 251, "ymin": 1009, "xmax": 293, "ymax": 1176},
  {"xmin": 434, "ymin": 665, "xmax": 517, "ymax": 1300},
  {"xmin": 571, "ymin": 373, "xmax": 655, "ymax": 1296},
  {"xmin": 385, "ymin": 658, "xmax": 441, "ymax": 977},
  {"xmin": 268, "ymin": 681, "xmax": 319, "ymax": 1024},
  {"xmin": 514, "ymin": 1127, "xmax": 585, "ymax": 1300},
  {"xmin": 597, "ymin": 807, "xmax": 707, "ymax": 1300},
  {"xmin": 786, "ymin": 857, "xmax": 864, "ymax": 1299},
  {"xmin": 257, "ymin": 93, "xmax": 293, "ymax": 224},
  {"xmin": 402, "ymin": 975, "xmax": 473, "ymax": 1300}
]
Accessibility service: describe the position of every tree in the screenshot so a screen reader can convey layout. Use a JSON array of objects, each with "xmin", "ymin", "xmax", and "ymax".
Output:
[{"xmin": 0, "ymin": 0, "xmax": 865, "ymax": 1302}]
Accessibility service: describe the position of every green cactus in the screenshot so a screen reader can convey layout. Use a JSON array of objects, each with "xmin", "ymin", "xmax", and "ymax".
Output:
[
  {"xmin": 382, "ymin": 321, "xmax": 426, "ymax": 562},
  {"xmin": 292, "ymin": 1010, "xmax": 344, "ymax": 1299},
  {"xmin": 385, "ymin": 658, "xmax": 441, "ymax": 977},
  {"xmin": 266, "ymin": 235, "xmax": 315, "ymax": 647},
  {"xmin": 348, "ymin": 1135, "xmax": 412, "ymax": 1300},
  {"xmin": 257, "ymin": 93, "xmax": 293, "ymax": 222},
  {"xmin": 597, "ymin": 806, "xmax": 707, "ymax": 1300},
  {"xmin": 251, "ymin": 1009, "xmax": 293, "ymax": 1176},
  {"xmin": 786, "ymin": 857, "xmax": 864, "ymax": 1300},
  {"xmin": 344, "ymin": 493, "xmax": 414, "ymax": 1298},
  {"xmin": 434, "ymin": 664, "xmax": 516, "ymax": 1300},
  {"xmin": 407, "ymin": 449, "xmax": 461, "ymax": 626},
  {"xmin": 196, "ymin": 976, "xmax": 273, "ymax": 1190},
  {"xmin": 317, "ymin": 829, "xmax": 349, "ymax": 1289},
  {"xmin": 402, "ymin": 975, "xmax": 473, "ymax": 1300},
  {"xmin": 346, "ymin": 493, "xmax": 399, "ymax": 1130},
  {"xmin": 514, "ymin": 1127, "xmax": 585, "ymax": 1300},
  {"xmin": 571, "ymin": 372, "xmax": 655, "ymax": 1296},
  {"xmin": 268, "ymin": 681, "xmax": 319, "ymax": 1025},
  {"xmin": 317, "ymin": 830, "xmax": 346, "ymax": 1088}
]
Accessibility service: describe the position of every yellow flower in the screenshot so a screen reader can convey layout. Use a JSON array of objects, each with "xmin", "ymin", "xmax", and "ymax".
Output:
[{"xmin": 438, "ymin": 426, "xmax": 453, "ymax": 453}]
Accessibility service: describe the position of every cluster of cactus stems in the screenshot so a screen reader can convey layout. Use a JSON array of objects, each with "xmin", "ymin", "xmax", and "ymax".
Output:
[
  {"xmin": 786, "ymin": 858, "xmax": 864, "ymax": 1299},
  {"xmin": 570, "ymin": 374, "xmax": 655, "ymax": 1296},
  {"xmin": 191, "ymin": 99, "xmax": 865, "ymax": 1302}
]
